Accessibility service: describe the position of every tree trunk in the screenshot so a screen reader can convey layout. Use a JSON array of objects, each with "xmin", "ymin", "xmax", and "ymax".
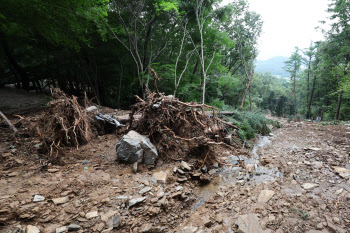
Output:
[
  {"xmin": 307, "ymin": 75, "xmax": 317, "ymax": 119},
  {"xmin": 306, "ymin": 60, "xmax": 310, "ymax": 118},
  {"xmin": 293, "ymin": 74, "xmax": 297, "ymax": 115},
  {"xmin": 240, "ymin": 69, "xmax": 254, "ymax": 110},
  {"xmin": 0, "ymin": 32, "xmax": 30, "ymax": 90},
  {"xmin": 335, "ymin": 92, "xmax": 343, "ymax": 120},
  {"xmin": 249, "ymin": 86, "xmax": 252, "ymax": 111}
]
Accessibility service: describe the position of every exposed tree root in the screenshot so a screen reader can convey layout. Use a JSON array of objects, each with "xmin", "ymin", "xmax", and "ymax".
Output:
[
  {"xmin": 128, "ymin": 91, "xmax": 248, "ymax": 168},
  {"xmin": 38, "ymin": 89, "xmax": 92, "ymax": 162}
]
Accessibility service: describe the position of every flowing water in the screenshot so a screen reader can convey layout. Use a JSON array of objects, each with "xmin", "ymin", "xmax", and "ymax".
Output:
[{"xmin": 192, "ymin": 135, "xmax": 282, "ymax": 211}]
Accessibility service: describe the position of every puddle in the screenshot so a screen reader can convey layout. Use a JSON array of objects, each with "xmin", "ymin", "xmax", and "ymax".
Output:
[{"xmin": 192, "ymin": 135, "xmax": 282, "ymax": 211}]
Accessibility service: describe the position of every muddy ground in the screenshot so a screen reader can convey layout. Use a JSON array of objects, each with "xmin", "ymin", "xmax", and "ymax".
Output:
[{"xmin": 1, "ymin": 99, "xmax": 350, "ymax": 232}]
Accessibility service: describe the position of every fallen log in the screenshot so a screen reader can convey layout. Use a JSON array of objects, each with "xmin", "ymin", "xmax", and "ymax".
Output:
[{"xmin": 0, "ymin": 111, "xmax": 18, "ymax": 133}]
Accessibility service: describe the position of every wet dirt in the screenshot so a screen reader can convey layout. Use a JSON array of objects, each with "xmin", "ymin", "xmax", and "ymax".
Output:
[{"xmin": 1, "ymin": 116, "xmax": 350, "ymax": 233}]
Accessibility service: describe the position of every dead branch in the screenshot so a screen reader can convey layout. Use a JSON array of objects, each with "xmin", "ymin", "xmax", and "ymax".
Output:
[{"xmin": 0, "ymin": 111, "xmax": 18, "ymax": 133}]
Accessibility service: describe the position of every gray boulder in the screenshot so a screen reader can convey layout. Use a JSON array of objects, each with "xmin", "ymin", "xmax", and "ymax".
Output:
[{"xmin": 116, "ymin": 130, "xmax": 158, "ymax": 165}]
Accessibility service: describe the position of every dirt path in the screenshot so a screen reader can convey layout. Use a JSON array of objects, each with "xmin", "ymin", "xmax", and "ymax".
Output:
[
  {"xmin": 0, "ymin": 88, "xmax": 50, "ymax": 115},
  {"xmin": 1, "ymin": 120, "xmax": 350, "ymax": 233}
]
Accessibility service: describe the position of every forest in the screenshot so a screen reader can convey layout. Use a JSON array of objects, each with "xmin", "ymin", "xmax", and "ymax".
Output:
[{"xmin": 0, "ymin": 0, "xmax": 349, "ymax": 120}]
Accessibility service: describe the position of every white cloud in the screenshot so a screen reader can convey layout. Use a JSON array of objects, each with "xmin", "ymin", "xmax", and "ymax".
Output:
[{"xmin": 222, "ymin": 0, "xmax": 331, "ymax": 60}]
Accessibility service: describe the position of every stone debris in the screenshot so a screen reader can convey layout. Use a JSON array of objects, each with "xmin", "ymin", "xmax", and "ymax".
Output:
[
  {"xmin": 180, "ymin": 161, "xmax": 191, "ymax": 171},
  {"xmin": 129, "ymin": 197, "xmax": 146, "ymax": 207},
  {"xmin": 8, "ymin": 172, "xmax": 19, "ymax": 177},
  {"xmin": 52, "ymin": 196, "xmax": 69, "ymax": 205},
  {"xmin": 332, "ymin": 166, "xmax": 350, "ymax": 179},
  {"xmin": 116, "ymin": 130, "xmax": 158, "ymax": 165},
  {"xmin": 236, "ymin": 214, "xmax": 271, "ymax": 233},
  {"xmin": 302, "ymin": 183, "xmax": 319, "ymax": 190},
  {"xmin": 55, "ymin": 226, "xmax": 67, "ymax": 233},
  {"xmin": 67, "ymin": 224, "xmax": 80, "ymax": 231},
  {"xmin": 181, "ymin": 226, "xmax": 199, "ymax": 233},
  {"xmin": 153, "ymin": 171, "xmax": 167, "ymax": 184},
  {"xmin": 106, "ymin": 213, "xmax": 121, "ymax": 229},
  {"xmin": 85, "ymin": 211, "xmax": 98, "ymax": 219},
  {"xmin": 140, "ymin": 223, "xmax": 152, "ymax": 232},
  {"xmin": 33, "ymin": 195, "xmax": 45, "ymax": 202},
  {"xmin": 26, "ymin": 225, "xmax": 40, "ymax": 233},
  {"xmin": 257, "ymin": 190, "xmax": 275, "ymax": 203},
  {"xmin": 139, "ymin": 187, "xmax": 152, "ymax": 194}
]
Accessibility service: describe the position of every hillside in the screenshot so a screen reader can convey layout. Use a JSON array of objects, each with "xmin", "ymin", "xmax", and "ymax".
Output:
[{"xmin": 255, "ymin": 56, "xmax": 290, "ymax": 77}]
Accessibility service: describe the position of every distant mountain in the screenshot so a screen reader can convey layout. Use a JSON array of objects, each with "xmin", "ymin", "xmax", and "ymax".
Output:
[{"xmin": 255, "ymin": 56, "xmax": 290, "ymax": 78}]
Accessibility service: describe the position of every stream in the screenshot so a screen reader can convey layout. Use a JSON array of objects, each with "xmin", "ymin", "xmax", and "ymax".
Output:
[{"xmin": 192, "ymin": 134, "xmax": 283, "ymax": 211}]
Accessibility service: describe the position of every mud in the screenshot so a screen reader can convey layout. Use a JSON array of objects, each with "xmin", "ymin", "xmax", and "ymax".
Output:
[{"xmin": 1, "ymin": 117, "xmax": 350, "ymax": 233}]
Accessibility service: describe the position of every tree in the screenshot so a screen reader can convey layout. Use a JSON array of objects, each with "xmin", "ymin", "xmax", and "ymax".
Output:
[
  {"xmin": 284, "ymin": 47, "xmax": 302, "ymax": 115},
  {"xmin": 302, "ymin": 42, "xmax": 316, "ymax": 118}
]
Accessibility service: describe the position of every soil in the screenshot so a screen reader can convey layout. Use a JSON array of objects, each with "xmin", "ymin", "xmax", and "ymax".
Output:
[{"xmin": 0, "ymin": 92, "xmax": 350, "ymax": 233}]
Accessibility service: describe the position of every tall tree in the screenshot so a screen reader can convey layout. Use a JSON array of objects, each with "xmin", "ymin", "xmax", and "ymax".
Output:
[{"xmin": 284, "ymin": 47, "xmax": 302, "ymax": 115}]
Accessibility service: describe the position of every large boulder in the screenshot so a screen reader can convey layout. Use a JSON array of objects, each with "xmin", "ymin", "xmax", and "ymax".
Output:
[{"xmin": 116, "ymin": 130, "xmax": 158, "ymax": 165}]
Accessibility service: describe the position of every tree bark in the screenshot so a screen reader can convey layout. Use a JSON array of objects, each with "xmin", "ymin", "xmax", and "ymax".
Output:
[
  {"xmin": 0, "ymin": 111, "xmax": 18, "ymax": 133},
  {"xmin": 335, "ymin": 92, "xmax": 343, "ymax": 120},
  {"xmin": 307, "ymin": 75, "xmax": 317, "ymax": 119},
  {"xmin": 240, "ymin": 69, "xmax": 254, "ymax": 110},
  {"xmin": 293, "ymin": 73, "xmax": 297, "ymax": 115},
  {"xmin": 306, "ymin": 59, "xmax": 311, "ymax": 118}
]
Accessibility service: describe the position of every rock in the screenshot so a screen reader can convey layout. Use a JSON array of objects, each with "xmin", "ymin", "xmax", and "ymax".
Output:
[
  {"xmin": 26, "ymin": 225, "xmax": 40, "ymax": 233},
  {"xmin": 55, "ymin": 226, "xmax": 67, "ymax": 233},
  {"xmin": 177, "ymin": 177, "xmax": 188, "ymax": 182},
  {"xmin": 215, "ymin": 214, "xmax": 223, "ymax": 224},
  {"xmin": 101, "ymin": 229, "xmax": 113, "ymax": 233},
  {"xmin": 199, "ymin": 174, "xmax": 211, "ymax": 183},
  {"xmin": 93, "ymin": 223, "xmax": 105, "ymax": 232},
  {"xmin": 316, "ymin": 222, "xmax": 323, "ymax": 230},
  {"xmin": 246, "ymin": 164, "xmax": 255, "ymax": 172},
  {"xmin": 52, "ymin": 196, "xmax": 69, "ymax": 205},
  {"xmin": 116, "ymin": 195, "xmax": 128, "ymax": 200},
  {"xmin": 140, "ymin": 223, "xmax": 152, "ymax": 232},
  {"xmin": 208, "ymin": 169, "xmax": 218, "ymax": 175},
  {"xmin": 116, "ymin": 130, "xmax": 158, "ymax": 165},
  {"xmin": 257, "ymin": 190, "xmax": 275, "ymax": 203},
  {"xmin": 48, "ymin": 169, "xmax": 59, "ymax": 173},
  {"xmin": 202, "ymin": 216, "xmax": 212, "ymax": 227},
  {"xmin": 326, "ymin": 216, "xmax": 346, "ymax": 233},
  {"xmin": 101, "ymin": 210, "xmax": 119, "ymax": 222},
  {"xmin": 8, "ymin": 172, "xmax": 19, "ymax": 177},
  {"xmin": 133, "ymin": 162, "xmax": 138, "ymax": 173},
  {"xmin": 236, "ymin": 213, "xmax": 271, "ymax": 233},
  {"xmin": 181, "ymin": 226, "xmax": 199, "ymax": 233},
  {"xmin": 176, "ymin": 186, "xmax": 183, "ymax": 191},
  {"xmin": 139, "ymin": 187, "xmax": 152, "ymax": 194},
  {"xmin": 129, "ymin": 197, "xmax": 146, "ymax": 207},
  {"xmin": 180, "ymin": 161, "xmax": 191, "ymax": 171},
  {"xmin": 332, "ymin": 167, "xmax": 350, "ymax": 179},
  {"xmin": 106, "ymin": 213, "xmax": 121, "ymax": 229},
  {"xmin": 335, "ymin": 188, "xmax": 343, "ymax": 195},
  {"xmin": 33, "ymin": 195, "xmax": 45, "ymax": 202},
  {"xmin": 67, "ymin": 224, "xmax": 80, "ymax": 231},
  {"xmin": 302, "ymin": 183, "xmax": 319, "ymax": 190},
  {"xmin": 153, "ymin": 171, "xmax": 167, "ymax": 184},
  {"xmin": 86, "ymin": 106, "xmax": 98, "ymax": 112},
  {"xmin": 85, "ymin": 211, "xmax": 98, "ymax": 219},
  {"xmin": 312, "ymin": 161, "xmax": 323, "ymax": 169}
]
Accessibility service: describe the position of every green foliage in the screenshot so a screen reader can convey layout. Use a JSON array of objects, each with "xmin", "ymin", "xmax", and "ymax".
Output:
[{"xmin": 225, "ymin": 110, "xmax": 277, "ymax": 140}]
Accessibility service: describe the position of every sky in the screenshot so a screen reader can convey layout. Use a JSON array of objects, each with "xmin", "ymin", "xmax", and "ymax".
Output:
[{"xmin": 222, "ymin": 0, "xmax": 331, "ymax": 60}]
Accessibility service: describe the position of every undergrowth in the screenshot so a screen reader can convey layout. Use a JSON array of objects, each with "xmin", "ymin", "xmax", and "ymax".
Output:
[{"xmin": 224, "ymin": 110, "xmax": 281, "ymax": 141}]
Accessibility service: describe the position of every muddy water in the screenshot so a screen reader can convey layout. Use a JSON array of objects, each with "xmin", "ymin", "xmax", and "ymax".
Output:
[{"xmin": 192, "ymin": 135, "xmax": 282, "ymax": 211}]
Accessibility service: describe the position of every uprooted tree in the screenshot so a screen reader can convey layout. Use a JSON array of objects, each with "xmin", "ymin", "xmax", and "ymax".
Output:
[{"xmin": 128, "ymin": 91, "xmax": 248, "ymax": 169}]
